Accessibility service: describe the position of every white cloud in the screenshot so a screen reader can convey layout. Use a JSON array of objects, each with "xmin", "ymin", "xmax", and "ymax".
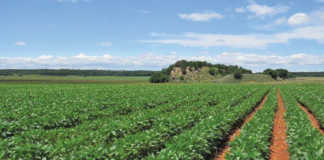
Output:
[
  {"xmin": 179, "ymin": 12, "xmax": 223, "ymax": 22},
  {"xmin": 1, "ymin": 52, "xmax": 324, "ymax": 72},
  {"xmin": 99, "ymin": 42, "xmax": 112, "ymax": 47},
  {"xmin": 142, "ymin": 32, "xmax": 283, "ymax": 48},
  {"xmin": 244, "ymin": 1, "xmax": 289, "ymax": 17},
  {"xmin": 258, "ymin": 10, "xmax": 324, "ymax": 30},
  {"xmin": 143, "ymin": 24, "xmax": 324, "ymax": 48},
  {"xmin": 316, "ymin": 0, "xmax": 324, "ymax": 3},
  {"xmin": 15, "ymin": 41, "xmax": 27, "ymax": 47},
  {"xmin": 276, "ymin": 26, "xmax": 324, "ymax": 43},
  {"xmin": 288, "ymin": 13, "xmax": 310, "ymax": 25},
  {"xmin": 257, "ymin": 17, "xmax": 287, "ymax": 30}
]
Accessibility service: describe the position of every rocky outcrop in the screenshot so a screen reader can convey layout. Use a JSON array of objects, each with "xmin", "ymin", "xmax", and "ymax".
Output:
[{"xmin": 170, "ymin": 66, "xmax": 212, "ymax": 81}]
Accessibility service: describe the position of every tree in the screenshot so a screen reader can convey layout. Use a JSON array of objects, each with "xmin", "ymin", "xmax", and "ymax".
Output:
[
  {"xmin": 149, "ymin": 72, "xmax": 170, "ymax": 83},
  {"xmin": 276, "ymin": 69, "xmax": 289, "ymax": 79},
  {"xmin": 263, "ymin": 69, "xmax": 278, "ymax": 80},
  {"xmin": 234, "ymin": 72, "xmax": 243, "ymax": 80}
]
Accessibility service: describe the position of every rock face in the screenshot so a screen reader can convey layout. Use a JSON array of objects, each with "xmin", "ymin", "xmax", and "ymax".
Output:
[
  {"xmin": 170, "ymin": 66, "xmax": 213, "ymax": 81},
  {"xmin": 170, "ymin": 67, "xmax": 183, "ymax": 80}
]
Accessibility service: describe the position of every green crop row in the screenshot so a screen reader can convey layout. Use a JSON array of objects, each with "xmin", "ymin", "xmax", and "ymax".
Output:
[
  {"xmin": 226, "ymin": 88, "xmax": 276, "ymax": 160},
  {"xmin": 292, "ymin": 85, "xmax": 324, "ymax": 128},
  {"xmin": 0, "ymin": 84, "xmax": 262, "ymax": 159},
  {"xmin": 56, "ymin": 86, "xmax": 259, "ymax": 159},
  {"xmin": 281, "ymin": 86, "xmax": 324, "ymax": 159},
  {"xmin": 144, "ymin": 87, "xmax": 269, "ymax": 160},
  {"xmin": 0, "ymin": 84, "xmax": 210, "ymax": 138}
]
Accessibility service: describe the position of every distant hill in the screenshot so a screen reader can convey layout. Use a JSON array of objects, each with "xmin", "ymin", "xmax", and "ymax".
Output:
[
  {"xmin": 0, "ymin": 69, "xmax": 157, "ymax": 77},
  {"xmin": 158, "ymin": 60, "xmax": 252, "ymax": 82}
]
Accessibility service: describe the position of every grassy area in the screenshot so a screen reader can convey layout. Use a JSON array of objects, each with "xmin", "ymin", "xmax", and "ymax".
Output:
[
  {"xmin": 2, "ymin": 74, "xmax": 324, "ymax": 85},
  {"xmin": 215, "ymin": 74, "xmax": 275, "ymax": 83},
  {"xmin": 0, "ymin": 75, "xmax": 150, "ymax": 84}
]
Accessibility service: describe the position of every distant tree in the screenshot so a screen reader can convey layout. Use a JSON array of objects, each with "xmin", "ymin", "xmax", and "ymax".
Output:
[
  {"xmin": 276, "ymin": 69, "xmax": 289, "ymax": 79},
  {"xmin": 234, "ymin": 72, "xmax": 243, "ymax": 80},
  {"xmin": 263, "ymin": 69, "xmax": 278, "ymax": 80},
  {"xmin": 263, "ymin": 69, "xmax": 273, "ymax": 75},
  {"xmin": 149, "ymin": 72, "xmax": 170, "ymax": 83}
]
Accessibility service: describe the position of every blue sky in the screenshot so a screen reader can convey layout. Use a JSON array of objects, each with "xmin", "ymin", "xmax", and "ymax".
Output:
[{"xmin": 1, "ymin": 0, "xmax": 324, "ymax": 72}]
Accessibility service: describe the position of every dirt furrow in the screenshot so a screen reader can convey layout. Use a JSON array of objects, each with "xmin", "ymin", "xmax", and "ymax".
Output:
[
  {"xmin": 269, "ymin": 90, "xmax": 289, "ymax": 160},
  {"xmin": 213, "ymin": 94, "xmax": 268, "ymax": 160},
  {"xmin": 298, "ymin": 102, "xmax": 324, "ymax": 136}
]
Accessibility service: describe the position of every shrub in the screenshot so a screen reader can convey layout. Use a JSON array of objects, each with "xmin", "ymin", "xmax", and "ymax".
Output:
[
  {"xmin": 234, "ymin": 72, "xmax": 242, "ymax": 80},
  {"xmin": 209, "ymin": 67, "xmax": 217, "ymax": 76},
  {"xmin": 149, "ymin": 72, "xmax": 170, "ymax": 83}
]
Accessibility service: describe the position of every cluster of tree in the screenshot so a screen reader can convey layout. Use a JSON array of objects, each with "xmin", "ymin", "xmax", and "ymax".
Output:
[
  {"xmin": 0, "ymin": 69, "xmax": 157, "ymax": 77},
  {"xmin": 161, "ymin": 60, "xmax": 252, "ymax": 75},
  {"xmin": 149, "ymin": 72, "xmax": 170, "ymax": 83},
  {"xmin": 263, "ymin": 68, "xmax": 289, "ymax": 79}
]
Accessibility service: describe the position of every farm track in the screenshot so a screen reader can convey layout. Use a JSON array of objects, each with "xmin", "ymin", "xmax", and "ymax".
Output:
[
  {"xmin": 213, "ymin": 91, "xmax": 269, "ymax": 160},
  {"xmin": 297, "ymin": 101, "xmax": 324, "ymax": 136},
  {"xmin": 269, "ymin": 90, "xmax": 289, "ymax": 160}
]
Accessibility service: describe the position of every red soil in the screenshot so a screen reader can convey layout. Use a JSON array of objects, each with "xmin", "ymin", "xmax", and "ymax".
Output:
[
  {"xmin": 213, "ymin": 94, "xmax": 268, "ymax": 160},
  {"xmin": 269, "ymin": 91, "xmax": 290, "ymax": 160},
  {"xmin": 298, "ymin": 102, "xmax": 324, "ymax": 136}
]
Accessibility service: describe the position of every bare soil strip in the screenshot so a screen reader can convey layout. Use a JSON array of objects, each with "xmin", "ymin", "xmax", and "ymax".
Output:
[
  {"xmin": 269, "ymin": 90, "xmax": 289, "ymax": 160},
  {"xmin": 213, "ymin": 93, "xmax": 268, "ymax": 160},
  {"xmin": 298, "ymin": 102, "xmax": 324, "ymax": 136}
]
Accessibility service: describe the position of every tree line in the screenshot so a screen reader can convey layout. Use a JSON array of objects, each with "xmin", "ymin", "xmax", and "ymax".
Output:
[
  {"xmin": 262, "ymin": 68, "xmax": 290, "ymax": 79},
  {"xmin": 0, "ymin": 69, "xmax": 157, "ymax": 77}
]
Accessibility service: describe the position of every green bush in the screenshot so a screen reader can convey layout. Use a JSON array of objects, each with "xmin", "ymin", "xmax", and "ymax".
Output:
[
  {"xmin": 150, "ymin": 72, "xmax": 170, "ymax": 83},
  {"xmin": 209, "ymin": 67, "xmax": 217, "ymax": 76},
  {"xmin": 234, "ymin": 72, "xmax": 242, "ymax": 80}
]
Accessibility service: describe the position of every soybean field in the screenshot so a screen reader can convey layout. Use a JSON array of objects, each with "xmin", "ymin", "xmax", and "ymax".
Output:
[{"xmin": 1, "ymin": 83, "xmax": 324, "ymax": 160}]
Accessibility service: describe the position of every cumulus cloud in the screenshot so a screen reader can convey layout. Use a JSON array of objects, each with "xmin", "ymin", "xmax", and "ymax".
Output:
[
  {"xmin": 178, "ymin": 12, "xmax": 223, "ymax": 22},
  {"xmin": 237, "ymin": 1, "xmax": 289, "ymax": 18},
  {"xmin": 288, "ymin": 13, "xmax": 310, "ymax": 25},
  {"xmin": 258, "ymin": 9, "xmax": 324, "ymax": 30},
  {"xmin": 15, "ymin": 41, "xmax": 27, "ymax": 46},
  {"xmin": 1, "ymin": 52, "xmax": 324, "ymax": 72}
]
